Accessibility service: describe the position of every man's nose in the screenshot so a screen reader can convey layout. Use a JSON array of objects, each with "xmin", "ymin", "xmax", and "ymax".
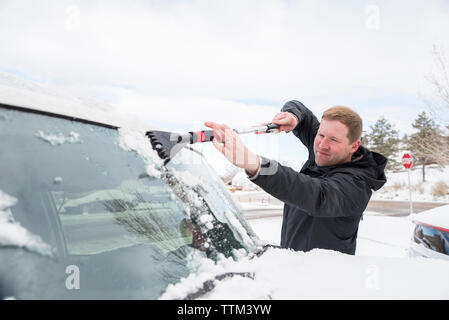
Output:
[{"xmin": 319, "ymin": 138, "xmax": 330, "ymax": 149}]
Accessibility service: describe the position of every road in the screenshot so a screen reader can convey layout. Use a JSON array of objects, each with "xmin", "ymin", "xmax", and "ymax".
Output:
[
  {"xmin": 232, "ymin": 192, "xmax": 448, "ymax": 219},
  {"xmin": 365, "ymin": 200, "xmax": 447, "ymax": 216}
]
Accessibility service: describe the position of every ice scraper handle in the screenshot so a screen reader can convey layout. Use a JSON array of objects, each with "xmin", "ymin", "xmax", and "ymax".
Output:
[
  {"xmin": 189, "ymin": 123, "xmax": 280, "ymax": 143},
  {"xmin": 236, "ymin": 123, "xmax": 280, "ymax": 134},
  {"xmin": 189, "ymin": 130, "xmax": 215, "ymax": 143},
  {"xmin": 266, "ymin": 123, "xmax": 281, "ymax": 132}
]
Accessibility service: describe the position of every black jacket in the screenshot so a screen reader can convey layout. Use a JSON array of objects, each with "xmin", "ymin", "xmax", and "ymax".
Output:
[{"xmin": 251, "ymin": 100, "xmax": 387, "ymax": 255}]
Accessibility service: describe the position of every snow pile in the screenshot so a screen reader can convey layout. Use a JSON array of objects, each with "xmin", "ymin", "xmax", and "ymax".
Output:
[
  {"xmin": 160, "ymin": 246, "xmax": 449, "ymax": 300},
  {"xmin": 35, "ymin": 130, "xmax": 82, "ymax": 146},
  {"xmin": 0, "ymin": 190, "xmax": 53, "ymax": 257}
]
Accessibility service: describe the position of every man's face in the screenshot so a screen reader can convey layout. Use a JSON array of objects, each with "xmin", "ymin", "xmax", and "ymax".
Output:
[{"xmin": 313, "ymin": 119, "xmax": 360, "ymax": 167}]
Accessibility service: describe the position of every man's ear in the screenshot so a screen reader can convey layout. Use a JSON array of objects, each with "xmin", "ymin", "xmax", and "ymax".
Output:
[{"xmin": 351, "ymin": 139, "xmax": 361, "ymax": 152}]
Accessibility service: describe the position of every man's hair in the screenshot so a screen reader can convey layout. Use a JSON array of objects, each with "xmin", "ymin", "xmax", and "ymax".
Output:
[{"xmin": 322, "ymin": 106, "xmax": 363, "ymax": 143}]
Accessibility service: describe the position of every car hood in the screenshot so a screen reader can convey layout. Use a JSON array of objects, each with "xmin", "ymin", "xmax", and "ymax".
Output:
[
  {"xmin": 412, "ymin": 204, "xmax": 449, "ymax": 231},
  {"xmin": 160, "ymin": 247, "xmax": 449, "ymax": 299}
]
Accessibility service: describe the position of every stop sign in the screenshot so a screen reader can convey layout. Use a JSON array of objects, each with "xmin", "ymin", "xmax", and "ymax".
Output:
[{"xmin": 402, "ymin": 153, "xmax": 413, "ymax": 169}]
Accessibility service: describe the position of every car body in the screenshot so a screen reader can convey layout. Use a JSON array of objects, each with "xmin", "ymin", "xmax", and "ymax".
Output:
[
  {"xmin": 0, "ymin": 73, "xmax": 260, "ymax": 299},
  {"xmin": 409, "ymin": 204, "xmax": 449, "ymax": 261}
]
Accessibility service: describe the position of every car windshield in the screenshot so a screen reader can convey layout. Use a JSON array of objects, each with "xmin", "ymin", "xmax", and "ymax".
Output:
[{"xmin": 0, "ymin": 106, "xmax": 257, "ymax": 299}]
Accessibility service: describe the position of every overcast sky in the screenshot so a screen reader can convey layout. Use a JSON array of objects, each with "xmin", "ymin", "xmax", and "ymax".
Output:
[{"xmin": 1, "ymin": 0, "xmax": 448, "ymax": 165}]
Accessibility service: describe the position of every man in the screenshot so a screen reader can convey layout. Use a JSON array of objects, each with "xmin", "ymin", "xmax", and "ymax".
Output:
[{"xmin": 205, "ymin": 100, "xmax": 387, "ymax": 255}]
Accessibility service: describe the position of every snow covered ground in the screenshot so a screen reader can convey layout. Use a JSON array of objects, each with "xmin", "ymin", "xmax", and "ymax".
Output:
[
  {"xmin": 371, "ymin": 165, "xmax": 449, "ymax": 203},
  {"xmin": 248, "ymin": 213, "xmax": 416, "ymax": 258}
]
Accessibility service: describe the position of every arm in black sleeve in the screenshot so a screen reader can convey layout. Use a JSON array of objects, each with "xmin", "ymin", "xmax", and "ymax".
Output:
[
  {"xmin": 281, "ymin": 100, "xmax": 320, "ymax": 151},
  {"xmin": 252, "ymin": 158, "xmax": 371, "ymax": 218}
]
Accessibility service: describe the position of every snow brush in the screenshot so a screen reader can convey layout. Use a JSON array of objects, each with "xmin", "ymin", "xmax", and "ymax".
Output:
[{"xmin": 146, "ymin": 123, "xmax": 280, "ymax": 164}]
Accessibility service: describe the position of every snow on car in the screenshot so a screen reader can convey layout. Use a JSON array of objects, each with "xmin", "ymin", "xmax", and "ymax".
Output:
[{"xmin": 160, "ymin": 246, "xmax": 449, "ymax": 300}]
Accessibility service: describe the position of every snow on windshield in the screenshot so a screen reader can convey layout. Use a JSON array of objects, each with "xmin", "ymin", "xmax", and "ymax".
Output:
[
  {"xmin": 35, "ymin": 130, "xmax": 82, "ymax": 146},
  {"xmin": 168, "ymin": 166, "xmax": 203, "ymax": 188},
  {"xmin": 224, "ymin": 210, "xmax": 254, "ymax": 248},
  {"xmin": 117, "ymin": 128, "xmax": 212, "ymax": 210},
  {"xmin": 117, "ymin": 128, "xmax": 208, "ymax": 219},
  {"xmin": 117, "ymin": 128, "xmax": 257, "ymax": 257},
  {"xmin": 118, "ymin": 127, "xmax": 164, "ymax": 178},
  {"xmin": 0, "ymin": 190, "xmax": 54, "ymax": 257}
]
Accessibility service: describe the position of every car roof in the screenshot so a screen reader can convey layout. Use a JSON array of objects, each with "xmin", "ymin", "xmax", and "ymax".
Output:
[
  {"xmin": 0, "ymin": 72, "xmax": 151, "ymax": 131},
  {"xmin": 413, "ymin": 204, "xmax": 449, "ymax": 232}
]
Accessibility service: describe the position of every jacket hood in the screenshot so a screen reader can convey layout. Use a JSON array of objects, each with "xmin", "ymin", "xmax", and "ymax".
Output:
[{"xmin": 344, "ymin": 146, "xmax": 387, "ymax": 191}]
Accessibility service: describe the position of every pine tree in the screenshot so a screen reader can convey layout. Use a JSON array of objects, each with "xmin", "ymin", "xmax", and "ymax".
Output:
[{"xmin": 365, "ymin": 116, "xmax": 400, "ymax": 171}]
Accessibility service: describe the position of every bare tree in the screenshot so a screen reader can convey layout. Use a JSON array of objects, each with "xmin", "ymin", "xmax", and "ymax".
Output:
[
  {"xmin": 428, "ymin": 45, "xmax": 449, "ymax": 115},
  {"xmin": 418, "ymin": 45, "xmax": 449, "ymax": 170}
]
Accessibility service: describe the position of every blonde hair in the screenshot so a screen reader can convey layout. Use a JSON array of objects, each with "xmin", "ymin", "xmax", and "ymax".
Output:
[{"xmin": 322, "ymin": 106, "xmax": 363, "ymax": 143}]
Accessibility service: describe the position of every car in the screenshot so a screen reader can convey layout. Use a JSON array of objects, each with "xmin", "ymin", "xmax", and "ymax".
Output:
[
  {"xmin": 0, "ymin": 73, "xmax": 262, "ymax": 299},
  {"xmin": 3, "ymin": 73, "xmax": 449, "ymax": 301},
  {"xmin": 409, "ymin": 204, "xmax": 449, "ymax": 261}
]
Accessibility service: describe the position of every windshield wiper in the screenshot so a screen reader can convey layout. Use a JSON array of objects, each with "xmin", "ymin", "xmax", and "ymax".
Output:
[{"xmin": 181, "ymin": 272, "xmax": 255, "ymax": 300}]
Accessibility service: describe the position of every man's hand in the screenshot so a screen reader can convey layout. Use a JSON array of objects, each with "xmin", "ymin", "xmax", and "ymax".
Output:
[
  {"xmin": 271, "ymin": 112, "xmax": 299, "ymax": 133},
  {"xmin": 204, "ymin": 121, "xmax": 260, "ymax": 176}
]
